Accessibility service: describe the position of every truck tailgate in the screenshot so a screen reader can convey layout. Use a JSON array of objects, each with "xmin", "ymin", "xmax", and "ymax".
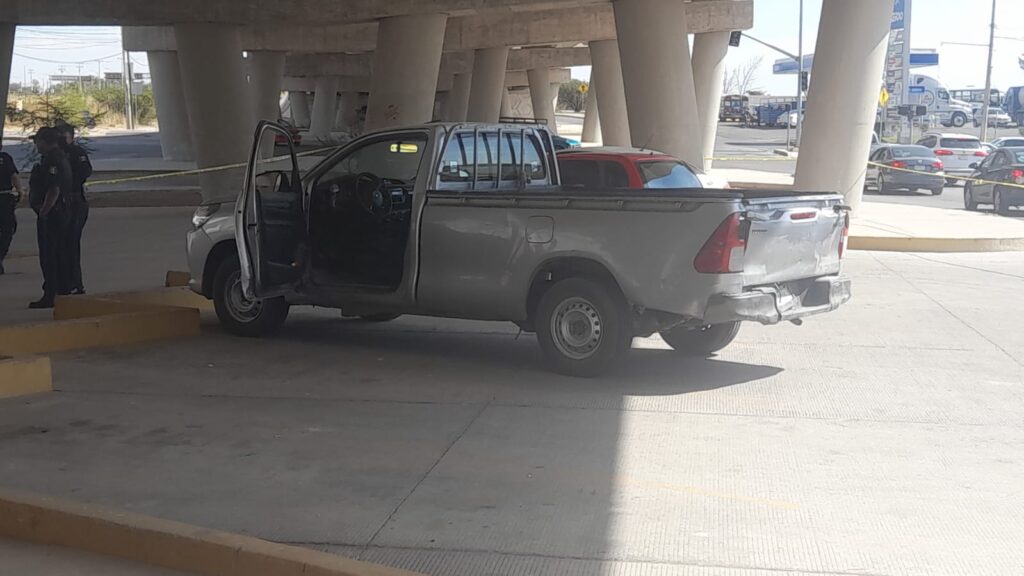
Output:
[{"xmin": 741, "ymin": 195, "xmax": 846, "ymax": 286}]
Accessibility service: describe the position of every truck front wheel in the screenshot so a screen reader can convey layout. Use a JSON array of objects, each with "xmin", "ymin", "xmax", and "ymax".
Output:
[
  {"xmin": 951, "ymin": 112, "xmax": 967, "ymax": 128},
  {"xmin": 536, "ymin": 277, "xmax": 632, "ymax": 377},
  {"xmin": 660, "ymin": 322, "xmax": 740, "ymax": 356},
  {"xmin": 212, "ymin": 255, "xmax": 290, "ymax": 337}
]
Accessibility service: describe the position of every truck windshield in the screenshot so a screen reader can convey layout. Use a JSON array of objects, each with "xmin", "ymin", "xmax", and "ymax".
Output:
[
  {"xmin": 940, "ymin": 138, "xmax": 981, "ymax": 149},
  {"xmin": 638, "ymin": 161, "xmax": 702, "ymax": 189}
]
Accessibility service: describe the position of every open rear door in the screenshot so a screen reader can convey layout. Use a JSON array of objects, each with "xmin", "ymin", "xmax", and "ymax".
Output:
[{"xmin": 236, "ymin": 120, "xmax": 305, "ymax": 299}]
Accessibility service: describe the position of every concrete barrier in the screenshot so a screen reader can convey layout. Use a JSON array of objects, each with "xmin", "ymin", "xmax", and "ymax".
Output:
[{"xmin": 0, "ymin": 487, "xmax": 422, "ymax": 576}]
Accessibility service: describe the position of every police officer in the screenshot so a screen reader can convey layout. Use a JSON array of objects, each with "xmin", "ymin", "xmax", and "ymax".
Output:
[
  {"xmin": 56, "ymin": 124, "xmax": 92, "ymax": 294},
  {"xmin": 0, "ymin": 143, "xmax": 25, "ymax": 275},
  {"xmin": 28, "ymin": 127, "xmax": 73, "ymax": 309}
]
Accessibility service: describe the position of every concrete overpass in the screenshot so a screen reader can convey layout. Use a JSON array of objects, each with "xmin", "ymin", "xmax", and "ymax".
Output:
[{"xmin": 2, "ymin": 0, "xmax": 892, "ymax": 210}]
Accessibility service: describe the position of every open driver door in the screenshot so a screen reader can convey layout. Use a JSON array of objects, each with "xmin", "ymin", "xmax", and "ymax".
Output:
[{"xmin": 236, "ymin": 120, "xmax": 305, "ymax": 300}]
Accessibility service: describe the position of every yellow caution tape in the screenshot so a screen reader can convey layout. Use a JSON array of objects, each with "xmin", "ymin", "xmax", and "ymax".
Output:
[
  {"xmin": 865, "ymin": 160, "xmax": 1024, "ymax": 190},
  {"xmin": 85, "ymin": 144, "xmax": 345, "ymax": 188}
]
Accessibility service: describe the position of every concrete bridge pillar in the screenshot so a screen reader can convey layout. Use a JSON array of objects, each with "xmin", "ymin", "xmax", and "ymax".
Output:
[
  {"xmin": 147, "ymin": 51, "xmax": 194, "ymax": 161},
  {"xmin": 691, "ymin": 31, "xmax": 730, "ymax": 169},
  {"xmin": 528, "ymin": 68, "xmax": 557, "ymax": 134},
  {"xmin": 588, "ymin": 40, "xmax": 630, "ymax": 147},
  {"xmin": 365, "ymin": 13, "xmax": 448, "ymax": 130},
  {"xmin": 247, "ymin": 51, "xmax": 286, "ymax": 157},
  {"xmin": 335, "ymin": 91, "xmax": 360, "ymax": 132},
  {"xmin": 581, "ymin": 85, "xmax": 602, "ymax": 144},
  {"xmin": 174, "ymin": 23, "xmax": 251, "ymax": 202},
  {"xmin": 0, "ymin": 24, "xmax": 15, "ymax": 138},
  {"xmin": 500, "ymin": 87, "xmax": 513, "ymax": 119},
  {"xmin": 795, "ymin": 0, "xmax": 891, "ymax": 212},
  {"xmin": 614, "ymin": 0, "xmax": 702, "ymax": 167},
  {"xmin": 467, "ymin": 47, "xmax": 509, "ymax": 123},
  {"xmin": 309, "ymin": 76, "xmax": 339, "ymax": 139},
  {"xmin": 445, "ymin": 73, "xmax": 472, "ymax": 122},
  {"xmin": 288, "ymin": 92, "xmax": 311, "ymax": 128}
]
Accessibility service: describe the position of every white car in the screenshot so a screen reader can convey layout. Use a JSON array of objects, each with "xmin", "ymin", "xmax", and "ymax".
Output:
[
  {"xmin": 914, "ymin": 132, "xmax": 988, "ymax": 185},
  {"xmin": 973, "ymin": 106, "xmax": 1012, "ymax": 128}
]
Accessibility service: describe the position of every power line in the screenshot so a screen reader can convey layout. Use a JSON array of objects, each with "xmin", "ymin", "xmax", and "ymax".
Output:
[{"xmin": 12, "ymin": 51, "xmax": 123, "ymax": 64}]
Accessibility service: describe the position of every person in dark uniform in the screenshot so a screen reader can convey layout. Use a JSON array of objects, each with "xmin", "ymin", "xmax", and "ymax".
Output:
[
  {"xmin": 56, "ymin": 124, "xmax": 92, "ymax": 294},
  {"xmin": 0, "ymin": 143, "xmax": 26, "ymax": 275},
  {"xmin": 28, "ymin": 127, "xmax": 73, "ymax": 309}
]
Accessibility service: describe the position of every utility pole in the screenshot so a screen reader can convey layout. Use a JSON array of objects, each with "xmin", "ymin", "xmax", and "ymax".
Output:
[
  {"xmin": 122, "ymin": 51, "xmax": 134, "ymax": 129},
  {"xmin": 980, "ymin": 0, "xmax": 997, "ymax": 142},
  {"xmin": 795, "ymin": 0, "xmax": 805, "ymax": 148}
]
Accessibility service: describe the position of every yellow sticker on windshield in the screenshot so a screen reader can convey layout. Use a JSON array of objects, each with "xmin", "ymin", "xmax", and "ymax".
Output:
[{"xmin": 390, "ymin": 143, "xmax": 419, "ymax": 154}]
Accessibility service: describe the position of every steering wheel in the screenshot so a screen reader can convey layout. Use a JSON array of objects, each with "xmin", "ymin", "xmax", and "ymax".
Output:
[{"xmin": 353, "ymin": 172, "xmax": 392, "ymax": 219}]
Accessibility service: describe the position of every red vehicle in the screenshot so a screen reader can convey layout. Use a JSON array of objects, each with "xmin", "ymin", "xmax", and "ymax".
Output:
[
  {"xmin": 557, "ymin": 147, "xmax": 727, "ymax": 189},
  {"xmin": 274, "ymin": 119, "xmax": 303, "ymax": 147}
]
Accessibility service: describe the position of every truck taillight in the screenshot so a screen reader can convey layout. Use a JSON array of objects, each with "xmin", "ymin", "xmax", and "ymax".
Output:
[
  {"xmin": 1013, "ymin": 169, "xmax": 1024, "ymax": 184},
  {"xmin": 694, "ymin": 213, "xmax": 746, "ymax": 274},
  {"xmin": 839, "ymin": 214, "xmax": 850, "ymax": 259}
]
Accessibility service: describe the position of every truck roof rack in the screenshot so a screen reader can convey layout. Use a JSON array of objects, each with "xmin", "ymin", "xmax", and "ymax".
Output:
[{"xmin": 499, "ymin": 116, "xmax": 549, "ymax": 126}]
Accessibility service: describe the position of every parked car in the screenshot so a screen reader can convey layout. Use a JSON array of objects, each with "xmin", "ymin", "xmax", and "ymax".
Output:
[
  {"xmin": 915, "ymin": 132, "xmax": 988, "ymax": 185},
  {"xmin": 274, "ymin": 119, "xmax": 302, "ymax": 147},
  {"xmin": 187, "ymin": 121, "xmax": 851, "ymax": 377},
  {"xmin": 557, "ymin": 147, "xmax": 729, "ymax": 190},
  {"xmin": 865, "ymin": 145, "xmax": 945, "ymax": 195},
  {"xmin": 964, "ymin": 147, "xmax": 1024, "ymax": 215},
  {"xmin": 991, "ymin": 136, "xmax": 1024, "ymax": 148},
  {"xmin": 973, "ymin": 106, "xmax": 1012, "ymax": 128},
  {"xmin": 550, "ymin": 134, "xmax": 580, "ymax": 151}
]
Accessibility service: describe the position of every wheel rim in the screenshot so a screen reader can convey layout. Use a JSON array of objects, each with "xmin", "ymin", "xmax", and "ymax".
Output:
[
  {"xmin": 225, "ymin": 270, "xmax": 262, "ymax": 323},
  {"xmin": 550, "ymin": 297, "xmax": 603, "ymax": 360}
]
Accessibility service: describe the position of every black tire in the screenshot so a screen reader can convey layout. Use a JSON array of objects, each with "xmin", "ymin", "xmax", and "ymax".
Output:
[
  {"xmin": 945, "ymin": 178, "xmax": 959, "ymax": 187},
  {"xmin": 660, "ymin": 322, "xmax": 741, "ymax": 356},
  {"xmin": 930, "ymin": 187, "xmax": 944, "ymax": 196},
  {"xmin": 357, "ymin": 313, "xmax": 402, "ymax": 322},
  {"xmin": 964, "ymin": 184, "xmax": 978, "ymax": 210},
  {"xmin": 212, "ymin": 254, "xmax": 289, "ymax": 337},
  {"xmin": 535, "ymin": 277, "xmax": 631, "ymax": 377},
  {"xmin": 994, "ymin": 188, "xmax": 1010, "ymax": 216},
  {"xmin": 877, "ymin": 174, "xmax": 889, "ymax": 194},
  {"xmin": 952, "ymin": 113, "xmax": 967, "ymax": 128}
]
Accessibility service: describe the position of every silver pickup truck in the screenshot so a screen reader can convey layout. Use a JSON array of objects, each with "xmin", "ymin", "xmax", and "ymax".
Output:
[{"xmin": 186, "ymin": 121, "xmax": 851, "ymax": 376}]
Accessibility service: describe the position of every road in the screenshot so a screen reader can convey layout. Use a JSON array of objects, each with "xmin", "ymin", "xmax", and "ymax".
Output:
[
  {"xmin": 1, "ymin": 130, "xmax": 164, "ymax": 167},
  {"xmin": 2, "ymin": 206, "xmax": 1024, "ymax": 575}
]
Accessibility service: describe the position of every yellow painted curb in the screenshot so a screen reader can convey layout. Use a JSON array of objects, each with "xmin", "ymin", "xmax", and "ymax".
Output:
[
  {"xmin": 0, "ymin": 356, "xmax": 52, "ymax": 399},
  {"xmin": 0, "ymin": 307, "xmax": 200, "ymax": 357},
  {"xmin": 849, "ymin": 234, "xmax": 1024, "ymax": 253},
  {"xmin": 0, "ymin": 487, "xmax": 422, "ymax": 576}
]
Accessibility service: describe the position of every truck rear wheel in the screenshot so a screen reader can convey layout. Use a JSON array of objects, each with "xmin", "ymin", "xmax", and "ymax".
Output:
[
  {"xmin": 212, "ymin": 255, "xmax": 290, "ymax": 337},
  {"xmin": 536, "ymin": 277, "xmax": 631, "ymax": 377},
  {"xmin": 660, "ymin": 322, "xmax": 740, "ymax": 356}
]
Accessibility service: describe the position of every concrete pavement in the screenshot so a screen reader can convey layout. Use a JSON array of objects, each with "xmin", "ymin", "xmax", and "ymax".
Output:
[{"xmin": 2, "ymin": 249, "xmax": 1024, "ymax": 575}]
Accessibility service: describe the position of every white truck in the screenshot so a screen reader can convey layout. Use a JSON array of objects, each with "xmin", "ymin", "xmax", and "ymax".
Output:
[{"xmin": 908, "ymin": 74, "xmax": 974, "ymax": 128}]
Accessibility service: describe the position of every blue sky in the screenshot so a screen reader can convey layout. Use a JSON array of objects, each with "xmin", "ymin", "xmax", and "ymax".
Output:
[{"xmin": 9, "ymin": 1, "xmax": 1024, "ymax": 95}]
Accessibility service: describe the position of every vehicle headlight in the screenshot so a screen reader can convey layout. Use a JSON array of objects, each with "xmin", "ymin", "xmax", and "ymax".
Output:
[{"xmin": 191, "ymin": 203, "xmax": 221, "ymax": 229}]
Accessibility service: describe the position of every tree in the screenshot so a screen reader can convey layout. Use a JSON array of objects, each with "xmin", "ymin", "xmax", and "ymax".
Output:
[
  {"xmin": 722, "ymin": 56, "xmax": 765, "ymax": 95},
  {"xmin": 557, "ymin": 79, "xmax": 588, "ymax": 113}
]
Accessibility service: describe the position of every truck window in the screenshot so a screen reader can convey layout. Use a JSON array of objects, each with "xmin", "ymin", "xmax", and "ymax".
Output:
[
  {"xmin": 638, "ymin": 161, "xmax": 702, "ymax": 189},
  {"xmin": 439, "ymin": 132, "xmax": 475, "ymax": 185},
  {"xmin": 318, "ymin": 133, "xmax": 426, "ymax": 186},
  {"xmin": 523, "ymin": 134, "xmax": 548, "ymax": 183},
  {"xmin": 476, "ymin": 132, "xmax": 499, "ymax": 185}
]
